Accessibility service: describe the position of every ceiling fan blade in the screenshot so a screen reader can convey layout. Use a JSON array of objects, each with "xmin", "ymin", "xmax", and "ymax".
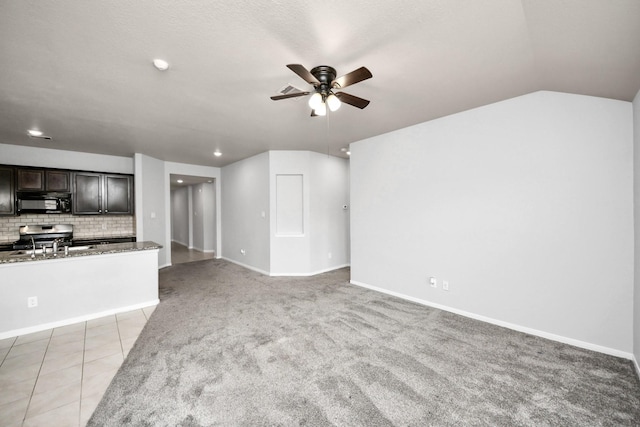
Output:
[
  {"xmin": 270, "ymin": 91, "xmax": 310, "ymax": 100},
  {"xmin": 287, "ymin": 64, "xmax": 320, "ymax": 85},
  {"xmin": 335, "ymin": 92, "xmax": 370, "ymax": 109},
  {"xmin": 332, "ymin": 67, "xmax": 372, "ymax": 89}
]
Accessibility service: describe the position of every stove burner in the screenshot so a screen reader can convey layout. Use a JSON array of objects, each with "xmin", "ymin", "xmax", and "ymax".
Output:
[{"xmin": 13, "ymin": 224, "xmax": 74, "ymax": 250}]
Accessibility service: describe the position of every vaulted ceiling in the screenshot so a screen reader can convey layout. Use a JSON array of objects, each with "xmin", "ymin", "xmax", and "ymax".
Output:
[{"xmin": 1, "ymin": 1, "xmax": 639, "ymax": 167}]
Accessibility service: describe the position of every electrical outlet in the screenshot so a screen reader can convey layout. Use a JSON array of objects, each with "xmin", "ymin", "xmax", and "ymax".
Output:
[
  {"xmin": 429, "ymin": 277, "xmax": 437, "ymax": 288},
  {"xmin": 442, "ymin": 281, "xmax": 449, "ymax": 291},
  {"xmin": 101, "ymin": 223, "xmax": 107, "ymax": 230},
  {"xmin": 27, "ymin": 296, "xmax": 38, "ymax": 308}
]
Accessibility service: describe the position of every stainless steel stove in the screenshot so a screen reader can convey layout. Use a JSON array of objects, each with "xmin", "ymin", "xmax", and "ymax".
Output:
[{"xmin": 13, "ymin": 224, "xmax": 74, "ymax": 250}]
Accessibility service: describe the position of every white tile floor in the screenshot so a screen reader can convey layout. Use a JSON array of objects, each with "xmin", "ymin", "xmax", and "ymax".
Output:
[
  {"xmin": 171, "ymin": 241, "xmax": 215, "ymax": 265},
  {"xmin": 0, "ymin": 306, "xmax": 156, "ymax": 426}
]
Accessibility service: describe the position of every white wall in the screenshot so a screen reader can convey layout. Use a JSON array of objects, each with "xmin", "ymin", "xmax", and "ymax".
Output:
[
  {"xmin": 202, "ymin": 181, "xmax": 216, "ymax": 252},
  {"xmin": 269, "ymin": 151, "xmax": 312, "ymax": 275},
  {"xmin": 0, "ymin": 143, "xmax": 133, "ymax": 174},
  {"xmin": 190, "ymin": 183, "xmax": 216, "ymax": 252},
  {"xmin": 269, "ymin": 151, "xmax": 351, "ymax": 275},
  {"xmin": 222, "ymin": 152, "xmax": 271, "ymax": 273},
  {"xmin": 351, "ymin": 91, "xmax": 634, "ymax": 356},
  {"xmin": 135, "ymin": 154, "xmax": 167, "ymax": 266},
  {"xmin": 221, "ymin": 150, "xmax": 349, "ymax": 276},
  {"xmin": 308, "ymin": 152, "xmax": 350, "ymax": 273},
  {"xmin": 171, "ymin": 186, "xmax": 189, "ymax": 246},
  {"xmin": 192, "ymin": 183, "xmax": 205, "ymax": 251},
  {"xmin": 633, "ymin": 88, "xmax": 640, "ymax": 370}
]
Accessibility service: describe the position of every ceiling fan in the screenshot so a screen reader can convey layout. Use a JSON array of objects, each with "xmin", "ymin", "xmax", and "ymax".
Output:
[{"xmin": 270, "ymin": 64, "xmax": 372, "ymax": 116}]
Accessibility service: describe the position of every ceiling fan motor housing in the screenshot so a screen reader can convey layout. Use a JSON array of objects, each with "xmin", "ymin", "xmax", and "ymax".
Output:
[{"xmin": 311, "ymin": 66, "xmax": 337, "ymax": 94}]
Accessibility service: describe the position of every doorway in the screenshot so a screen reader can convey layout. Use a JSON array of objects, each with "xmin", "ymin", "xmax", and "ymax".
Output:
[{"xmin": 170, "ymin": 174, "xmax": 216, "ymax": 265}]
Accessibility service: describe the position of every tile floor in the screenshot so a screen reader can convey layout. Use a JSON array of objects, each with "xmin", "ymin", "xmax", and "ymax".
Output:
[
  {"xmin": 171, "ymin": 241, "xmax": 215, "ymax": 265},
  {"xmin": 0, "ymin": 306, "xmax": 156, "ymax": 426}
]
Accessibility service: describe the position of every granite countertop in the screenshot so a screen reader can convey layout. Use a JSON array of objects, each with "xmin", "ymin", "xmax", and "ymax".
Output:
[
  {"xmin": 73, "ymin": 235, "xmax": 137, "ymax": 242},
  {"xmin": 0, "ymin": 241, "xmax": 162, "ymax": 265}
]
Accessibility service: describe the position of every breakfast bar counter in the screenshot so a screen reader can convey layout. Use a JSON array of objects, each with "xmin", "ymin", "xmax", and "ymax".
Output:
[
  {"xmin": 0, "ymin": 241, "xmax": 161, "ymax": 264},
  {"xmin": 0, "ymin": 242, "xmax": 161, "ymax": 339}
]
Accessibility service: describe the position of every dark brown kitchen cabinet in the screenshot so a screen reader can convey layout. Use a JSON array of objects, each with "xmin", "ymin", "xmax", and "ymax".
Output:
[
  {"xmin": 17, "ymin": 168, "xmax": 44, "ymax": 191},
  {"xmin": 73, "ymin": 172, "xmax": 133, "ymax": 215},
  {"xmin": 46, "ymin": 170, "xmax": 70, "ymax": 192},
  {"xmin": 73, "ymin": 172, "xmax": 101, "ymax": 214},
  {"xmin": 17, "ymin": 168, "xmax": 70, "ymax": 192},
  {"xmin": 104, "ymin": 174, "xmax": 133, "ymax": 214},
  {"xmin": 0, "ymin": 166, "xmax": 15, "ymax": 216}
]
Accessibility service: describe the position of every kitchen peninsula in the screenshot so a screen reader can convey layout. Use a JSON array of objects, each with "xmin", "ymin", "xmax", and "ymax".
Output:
[{"xmin": 0, "ymin": 241, "xmax": 161, "ymax": 339}]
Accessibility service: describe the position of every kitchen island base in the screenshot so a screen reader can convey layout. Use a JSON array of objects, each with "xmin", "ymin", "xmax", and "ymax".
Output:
[{"xmin": 0, "ymin": 246, "xmax": 160, "ymax": 339}]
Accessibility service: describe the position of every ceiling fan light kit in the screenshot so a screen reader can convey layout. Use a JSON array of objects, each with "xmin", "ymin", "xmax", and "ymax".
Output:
[
  {"xmin": 326, "ymin": 94, "xmax": 341, "ymax": 111},
  {"xmin": 271, "ymin": 64, "xmax": 372, "ymax": 116},
  {"xmin": 308, "ymin": 92, "xmax": 323, "ymax": 110},
  {"xmin": 314, "ymin": 102, "xmax": 327, "ymax": 116}
]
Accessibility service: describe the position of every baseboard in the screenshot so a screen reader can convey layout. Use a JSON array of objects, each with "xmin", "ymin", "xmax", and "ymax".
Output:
[
  {"xmin": 171, "ymin": 239, "xmax": 189, "ymax": 247},
  {"xmin": 0, "ymin": 299, "xmax": 159, "ymax": 340},
  {"xmin": 350, "ymin": 280, "xmax": 634, "ymax": 361},
  {"xmin": 221, "ymin": 257, "xmax": 270, "ymax": 276},
  {"xmin": 188, "ymin": 246, "xmax": 215, "ymax": 254},
  {"xmin": 270, "ymin": 264, "xmax": 350, "ymax": 277}
]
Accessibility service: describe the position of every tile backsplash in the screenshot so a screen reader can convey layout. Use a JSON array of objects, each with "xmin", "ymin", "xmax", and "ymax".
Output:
[{"xmin": 0, "ymin": 214, "xmax": 135, "ymax": 243}]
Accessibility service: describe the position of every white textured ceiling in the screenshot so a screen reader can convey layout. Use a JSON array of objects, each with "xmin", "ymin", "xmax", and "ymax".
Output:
[{"xmin": 1, "ymin": 0, "xmax": 639, "ymax": 167}]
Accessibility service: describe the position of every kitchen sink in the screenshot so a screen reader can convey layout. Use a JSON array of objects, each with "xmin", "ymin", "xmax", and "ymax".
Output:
[
  {"xmin": 67, "ymin": 245, "xmax": 94, "ymax": 251},
  {"xmin": 11, "ymin": 245, "xmax": 96, "ymax": 256}
]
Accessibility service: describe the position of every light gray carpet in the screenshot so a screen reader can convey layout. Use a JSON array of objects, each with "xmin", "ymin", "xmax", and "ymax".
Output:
[{"xmin": 89, "ymin": 259, "xmax": 640, "ymax": 426}]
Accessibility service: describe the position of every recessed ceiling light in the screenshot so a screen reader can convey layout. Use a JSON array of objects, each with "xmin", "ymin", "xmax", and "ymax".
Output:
[
  {"xmin": 152, "ymin": 59, "xmax": 169, "ymax": 71},
  {"xmin": 207, "ymin": 180, "xmax": 213, "ymax": 183},
  {"xmin": 213, "ymin": 151, "xmax": 222, "ymax": 157},
  {"xmin": 177, "ymin": 179, "xmax": 183, "ymax": 183},
  {"xmin": 346, "ymin": 151, "xmax": 351, "ymax": 156},
  {"xmin": 27, "ymin": 129, "xmax": 52, "ymax": 140}
]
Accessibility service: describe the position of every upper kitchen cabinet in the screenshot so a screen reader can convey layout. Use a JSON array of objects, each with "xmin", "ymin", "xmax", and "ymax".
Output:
[
  {"xmin": 104, "ymin": 174, "xmax": 133, "ymax": 214},
  {"xmin": 0, "ymin": 166, "xmax": 15, "ymax": 216},
  {"xmin": 46, "ymin": 170, "xmax": 71, "ymax": 192},
  {"xmin": 73, "ymin": 172, "xmax": 133, "ymax": 215},
  {"xmin": 73, "ymin": 172, "xmax": 101, "ymax": 214},
  {"xmin": 17, "ymin": 168, "xmax": 70, "ymax": 192},
  {"xmin": 17, "ymin": 168, "xmax": 44, "ymax": 191}
]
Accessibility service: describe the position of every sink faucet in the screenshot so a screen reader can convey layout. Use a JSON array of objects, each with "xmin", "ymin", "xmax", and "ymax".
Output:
[{"xmin": 30, "ymin": 236, "xmax": 36, "ymax": 258}]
